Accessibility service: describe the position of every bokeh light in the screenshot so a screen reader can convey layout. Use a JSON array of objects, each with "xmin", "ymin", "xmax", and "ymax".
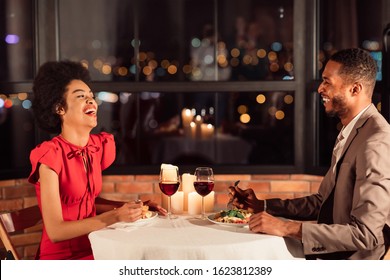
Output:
[
  {"xmin": 22, "ymin": 99, "xmax": 32, "ymax": 109},
  {"xmin": 5, "ymin": 34, "xmax": 19, "ymax": 44},
  {"xmin": 268, "ymin": 51, "xmax": 277, "ymax": 61},
  {"xmin": 148, "ymin": 60, "xmax": 158, "ymax": 69},
  {"xmin": 191, "ymin": 38, "xmax": 201, "ymax": 48},
  {"xmin": 182, "ymin": 64, "xmax": 192, "ymax": 75},
  {"xmin": 117, "ymin": 66, "xmax": 128, "ymax": 76},
  {"xmin": 143, "ymin": 66, "xmax": 153, "ymax": 76},
  {"xmin": 237, "ymin": 105, "xmax": 248, "ymax": 114},
  {"xmin": 284, "ymin": 62, "xmax": 294, "ymax": 72},
  {"xmin": 256, "ymin": 94, "xmax": 266, "ymax": 104},
  {"xmin": 257, "ymin": 49, "xmax": 267, "ymax": 58},
  {"xmin": 203, "ymin": 54, "xmax": 214, "ymax": 65},
  {"xmin": 101, "ymin": 64, "xmax": 112, "ymax": 75},
  {"xmin": 271, "ymin": 42, "xmax": 283, "ymax": 52},
  {"xmin": 4, "ymin": 99, "xmax": 13, "ymax": 108},
  {"xmin": 240, "ymin": 113, "xmax": 251, "ymax": 124},
  {"xmin": 131, "ymin": 39, "xmax": 141, "ymax": 48},
  {"xmin": 269, "ymin": 62, "xmax": 279, "ymax": 72},
  {"xmin": 129, "ymin": 65, "xmax": 137, "ymax": 75},
  {"xmin": 275, "ymin": 110, "xmax": 285, "ymax": 120},
  {"xmin": 167, "ymin": 65, "xmax": 177, "ymax": 75},
  {"xmin": 93, "ymin": 59, "xmax": 103, "ymax": 70},
  {"xmin": 284, "ymin": 94, "xmax": 294, "ymax": 104},
  {"xmin": 139, "ymin": 52, "xmax": 147, "ymax": 62},
  {"xmin": 17, "ymin": 93, "xmax": 28, "ymax": 101},
  {"xmin": 230, "ymin": 57, "xmax": 240, "ymax": 67},
  {"xmin": 97, "ymin": 92, "xmax": 118, "ymax": 103},
  {"xmin": 161, "ymin": 60, "xmax": 170, "ymax": 69},
  {"xmin": 230, "ymin": 48, "xmax": 240, "ymax": 58}
]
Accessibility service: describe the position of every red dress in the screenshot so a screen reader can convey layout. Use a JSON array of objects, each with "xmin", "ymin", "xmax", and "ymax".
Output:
[{"xmin": 28, "ymin": 132, "xmax": 115, "ymax": 260}]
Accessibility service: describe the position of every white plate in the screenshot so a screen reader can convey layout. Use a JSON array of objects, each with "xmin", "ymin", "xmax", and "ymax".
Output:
[
  {"xmin": 207, "ymin": 213, "xmax": 249, "ymax": 227},
  {"xmin": 109, "ymin": 211, "xmax": 158, "ymax": 228}
]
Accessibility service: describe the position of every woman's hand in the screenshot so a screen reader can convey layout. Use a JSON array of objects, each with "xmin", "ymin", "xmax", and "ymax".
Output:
[{"xmin": 115, "ymin": 201, "xmax": 143, "ymax": 222}]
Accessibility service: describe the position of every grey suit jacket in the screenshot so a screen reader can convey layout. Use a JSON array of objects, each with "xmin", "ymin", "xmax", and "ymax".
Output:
[{"xmin": 267, "ymin": 104, "xmax": 390, "ymax": 259}]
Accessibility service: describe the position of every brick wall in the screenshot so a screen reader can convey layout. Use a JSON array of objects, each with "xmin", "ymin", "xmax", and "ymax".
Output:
[{"xmin": 0, "ymin": 173, "xmax": 322, "ymax": 260}]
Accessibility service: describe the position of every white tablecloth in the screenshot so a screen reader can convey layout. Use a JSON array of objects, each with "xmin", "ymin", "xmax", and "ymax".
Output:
[{"xmin": 89, "ymin": 215, "xmax": 304, "ymax": 260}]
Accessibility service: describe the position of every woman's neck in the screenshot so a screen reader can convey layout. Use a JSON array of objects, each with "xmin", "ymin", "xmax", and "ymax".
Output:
[{"xmin": 60, "ymin": 128, "xmax": 91, "ymax": 147}]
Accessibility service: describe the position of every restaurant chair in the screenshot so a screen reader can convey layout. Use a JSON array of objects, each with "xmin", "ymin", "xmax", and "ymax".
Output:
[{"xmin": 0, "ymin": 205, "xmax": 42, "ymax": 260}]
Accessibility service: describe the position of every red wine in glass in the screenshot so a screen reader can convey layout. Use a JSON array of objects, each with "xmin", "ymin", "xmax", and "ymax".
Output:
[
  {"xmin": 159, "ymin": 167, "xmax": 180, "ymax": 219},
  {"xmin": 159, "ymin": 182, "xmax": 180, "ymax": 196},
  {"xmin": 194, "ymin": 181, "xmax": 214, "ymax": 196},
  {"xmin": 193, "ymin": 167, "xmax": 214, "ymax": 219}
]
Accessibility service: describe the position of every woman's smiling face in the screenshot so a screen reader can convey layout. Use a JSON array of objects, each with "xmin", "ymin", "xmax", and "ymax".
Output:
[{"xmin": 58, "ymin": 79, "xmax": 98, "ymax": 131}]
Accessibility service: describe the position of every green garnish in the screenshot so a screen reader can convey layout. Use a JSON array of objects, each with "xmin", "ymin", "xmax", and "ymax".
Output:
[{"xmin": 218, "ymin": 209, "xmax": 247, "ymax": 220}]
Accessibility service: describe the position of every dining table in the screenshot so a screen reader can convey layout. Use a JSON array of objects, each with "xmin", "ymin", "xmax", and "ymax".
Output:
[{"xmin": 88, "ymin": 213, "xmax": 305, "ymax": 260}]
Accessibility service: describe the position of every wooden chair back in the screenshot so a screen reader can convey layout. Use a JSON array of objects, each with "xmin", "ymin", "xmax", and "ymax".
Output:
[{"xmin": 0, "ymin": 205, "xmax": 42, "ymax": 260}]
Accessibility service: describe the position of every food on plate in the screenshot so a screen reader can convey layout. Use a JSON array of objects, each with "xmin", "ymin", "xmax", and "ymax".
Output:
[
  {"xmin": 213, "ymin": 208, "xmax": 252, "ymax": 224},
  {"xmin": 142, "ymin": 205, "xmax": 153, "ymax": 219}
]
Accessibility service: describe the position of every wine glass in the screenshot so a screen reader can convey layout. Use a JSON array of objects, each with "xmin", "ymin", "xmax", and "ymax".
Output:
[
  {"xmin": 193, "ymin": 167, "xmax": 215, "ymax": 219},
  {"xmin": 159, "ymin": 166, "xmax": 180, "ymax": 219}
]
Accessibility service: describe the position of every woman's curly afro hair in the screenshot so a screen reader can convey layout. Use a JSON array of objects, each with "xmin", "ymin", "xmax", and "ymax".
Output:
[{"xmin": 32, "ymin": 60, "xmax": 91, "ymax": 134}]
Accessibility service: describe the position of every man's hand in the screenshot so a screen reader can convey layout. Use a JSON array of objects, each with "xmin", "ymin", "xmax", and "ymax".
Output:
[
  {"xmin": 228, "ymin": 185, "xmax": 265, "ymax": 213},
  {"xmin": 249, "ymin": 211, "xmax": 302, "ymax": 240}
]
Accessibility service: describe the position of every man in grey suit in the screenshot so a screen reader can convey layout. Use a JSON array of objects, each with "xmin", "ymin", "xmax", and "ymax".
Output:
[{"xmin": 229, "ymin": 48, "xmax": 390, "ymax": 259}]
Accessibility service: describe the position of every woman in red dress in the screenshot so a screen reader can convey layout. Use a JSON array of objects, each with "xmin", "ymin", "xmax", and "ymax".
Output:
[{"xmin": 28, "ymin": 61, "xmax": 166, "ymax": 260}]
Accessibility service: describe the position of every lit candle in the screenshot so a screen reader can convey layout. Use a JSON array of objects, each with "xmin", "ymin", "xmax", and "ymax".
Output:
[
  {"xmin": 182, "ymin": 109, "xmax": 193, "ymax": 137},
  {"xmin": 190, "ymin": 122, "xmax": 196, "ymax": 138},
  {"xmin": 201, "ymin": 123, "xmax": 214, "ymax": 139},
  {"xmin": 206, "ymin": 124, "xmax": 214, "ymax": 138},
  {"xmin": 181, "ymin": 108, "xmax": 193, "ymax": 127},
  {"xmin": 170, "ymin": 191, "xmax": 184, "ymax": 214},
  {"xmin": 182, "ymin": 173, "xmax": 195, "ymax": 193},
  {"xmin": 188, "ymin": 192, "xmax": 202, "ymax": 215},
  {"xmin": 160, "ymin": 163, "xmax": 178, "ymax": 181},
  {"xmin": 205, "ymin": 191, "xmax": 215, "ymax": 212},
  {"xmin": 194, "ymin": 115, "xmax": 202, "ymax": 139},
  {"xmin": 182, "ymin": 173, "xmax": 195, "ymax": 211}
]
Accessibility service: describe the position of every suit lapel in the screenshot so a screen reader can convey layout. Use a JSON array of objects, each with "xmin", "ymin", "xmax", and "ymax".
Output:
[
  {"xmin": 328, "ymin": 104, "xmax": 376, "ymax": 198},
  {"xmin": 337, "ymin": 104, "xmax": 374, "ymax": 161}
]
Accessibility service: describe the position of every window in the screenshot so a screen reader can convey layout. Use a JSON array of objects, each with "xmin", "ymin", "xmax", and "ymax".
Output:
[
  {"xmin": 315, "ymin": 0, "xmax": 388, "ymax": 168},
  {"xmin": 57, "ymin": 0, "xmax": 297, "ymax": 173},
  {"xmin": 0, "ymin": 0, "xmax": 389, "ymax": 179},
  {"xmin": 0, "ymin": 0, "xmax": 34, "ymax": 82},
  {"xmin": 59, "ymin": 0, "xmax": 294, "ymax": 83}
]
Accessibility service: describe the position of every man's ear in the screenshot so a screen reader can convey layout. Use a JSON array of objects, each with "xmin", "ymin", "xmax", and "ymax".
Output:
[
  {"xmin": 351, "ymin": 82, "xmax": 363, "ymax": 96},
  {"xmin": 55, "ymin": 104, "xmax": 65, "ymax": 115}
]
